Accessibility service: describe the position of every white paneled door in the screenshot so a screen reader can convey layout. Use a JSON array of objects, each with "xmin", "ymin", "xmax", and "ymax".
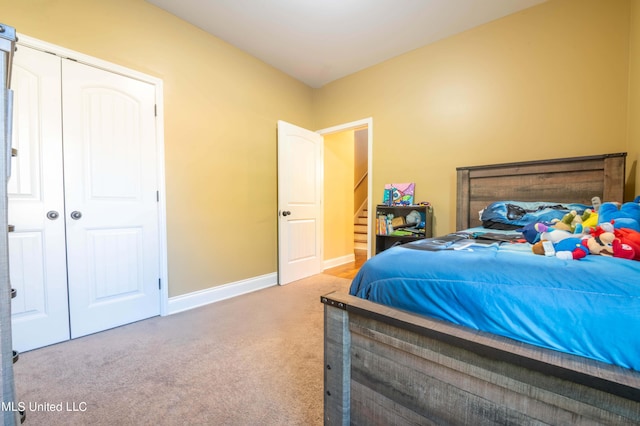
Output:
[
  {"xmin": 9, "ymin": 46, "xmax": 161, "ymax": 351},
  {"xmin": 277, "ymin": 120, "xmax": 323, "ymax": 285},
  {"xmin": 61, "ymin": 59, "xmax": 160, "ymax": 338},
  {"xmin": 8, "ymin": 45, "xmax": 69, "ymax": 350}
]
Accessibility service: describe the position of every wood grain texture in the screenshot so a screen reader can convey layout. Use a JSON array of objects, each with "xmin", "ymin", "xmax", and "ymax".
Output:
[
  {"xmin": 323, "ymin": 292, "xmax": 640, "ymax": 425},
  {"xmin": 456, "ymin": 153, "xmax": 626, "ymax": 230}
]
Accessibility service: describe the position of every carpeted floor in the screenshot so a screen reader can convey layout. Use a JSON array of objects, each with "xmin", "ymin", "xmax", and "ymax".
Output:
[{"xmin": 13, "ymin": 274, "xmax": 350, "ymax": 426}]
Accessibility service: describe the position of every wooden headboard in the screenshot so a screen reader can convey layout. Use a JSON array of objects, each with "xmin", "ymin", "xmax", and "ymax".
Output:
[{"xmin": 456, "ymin": 153, "xmax": 627, "ymax": 230}]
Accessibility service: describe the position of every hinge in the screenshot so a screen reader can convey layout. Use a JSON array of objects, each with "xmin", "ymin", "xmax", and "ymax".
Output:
[
  {"xmin": 154, "ymin": 104, "xmax": 157, "ymax": 117},
  {"xmin": 156, "ymin": 190, "xmax": 159, "ymax": 202},
  {"xmin": 158, "ymin": 278, "xmax": 161, "ymax": 290}
]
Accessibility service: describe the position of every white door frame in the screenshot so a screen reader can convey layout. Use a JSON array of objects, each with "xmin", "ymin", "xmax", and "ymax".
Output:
[
  {"xmin": 317, "ymin": 117, "xmax": 373, "ymax": 259},
  {"xmin": 16, "ymin": 34, "xmax": 170, "ymax": 316}
]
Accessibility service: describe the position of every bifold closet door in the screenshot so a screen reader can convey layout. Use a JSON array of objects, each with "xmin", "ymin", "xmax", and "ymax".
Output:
[
  {"xmin": 9, "ymin": 46, "xmax": 161, "ymax": 351},
  {"xmin": 61, "ymin": 59, "xmax": 160, "ymax": 338},
  {"xmin": 8, "ymin": 45, "xmax": 70, "ymax": 351}
]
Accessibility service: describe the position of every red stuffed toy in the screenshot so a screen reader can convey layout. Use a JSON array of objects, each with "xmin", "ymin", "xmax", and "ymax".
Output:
[
  {"xmin": 591, "ymin": 223, "xmax": 640, "ymax": 260},
  {"xmin": 613, "ymin": 227, "xmax": 640, "ymax": 261}
]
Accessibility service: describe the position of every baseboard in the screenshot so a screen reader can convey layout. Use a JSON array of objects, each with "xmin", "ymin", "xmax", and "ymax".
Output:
[
  {"xmin": 323, "ymin": 253, "xmax": 356, "ymax": 270},
  {"xmin": 167, "ymin": 272, "xmax": 277, "ymax": 315}
]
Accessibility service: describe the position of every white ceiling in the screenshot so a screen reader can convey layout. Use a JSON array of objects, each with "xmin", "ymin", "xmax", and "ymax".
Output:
[{"xmin": 146, "ymin": 0, "xmax": 547, "ymax": 88}]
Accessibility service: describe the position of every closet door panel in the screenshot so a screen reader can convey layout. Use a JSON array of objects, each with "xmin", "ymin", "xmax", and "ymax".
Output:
[
  {"xmin": 8, "ymin": 46, "xmax": 70, "ymax": 351},
  {"xmin": 62, "ymin": 59, "xmax": 160, "ymax": 338}
]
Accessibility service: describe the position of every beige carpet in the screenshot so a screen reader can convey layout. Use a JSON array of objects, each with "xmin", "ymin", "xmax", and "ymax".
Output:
[{"xmin": 13, "ymin": 274, "xmax": 350, "ymax": 426}]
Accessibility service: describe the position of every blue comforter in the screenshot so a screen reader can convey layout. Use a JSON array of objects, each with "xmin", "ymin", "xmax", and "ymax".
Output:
[{"xmin": 350, "ymin": 240, "xmax": 640, "ymax": 371}]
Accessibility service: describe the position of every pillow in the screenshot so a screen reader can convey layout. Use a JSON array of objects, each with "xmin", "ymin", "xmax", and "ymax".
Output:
[{"xmin": 480, "ymin": 201, "xmax": 591, "ymax": 230}]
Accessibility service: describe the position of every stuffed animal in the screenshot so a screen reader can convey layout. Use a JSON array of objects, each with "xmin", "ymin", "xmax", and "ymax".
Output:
[
  {"xmin": 531, "ymin": 230, "xmax": 634, "ymax": 260},
  {"xmin": 519, "ymin": 222, "xmax": 546, "ymax": 244},
  {"xmin": 598, "ymin": 202, "xmax": 640, "ymax": 232},
  {"xmin": 612, "ymin": 227, "xmax": 640, "ymax": 261},
  {"xmin": 532, "ymin": 236, "xmax": 593, "ymax": 260},
  {"xmin": 576, "ymin": 209, "xmax": 598, "ymax": 233},
  {"xmin": 545, "ymin": 209, "xmax": 595, "ymax": 234},
  {"xmin": 549, "ymin": 210, "xmax": 579, "ymax": 232},
  {"xmin": 534, "ymin": 223, "xmax": 574, "ymax": 242},
  {"xmin": 582, "ymin": 232, "xmax": 616, "ymax": 257},
  {"xmin": 587, "ymin": 223, "xmax": 637, "ymax": 260},
  {"xmin": 554, "ymin": 237, "xmax": 590, "ymax": 260}
]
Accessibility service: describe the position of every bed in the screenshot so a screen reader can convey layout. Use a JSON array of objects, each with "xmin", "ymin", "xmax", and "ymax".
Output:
[{"xmin": 322, "ymin": 152, "xmax": 640, "ymax": 425}]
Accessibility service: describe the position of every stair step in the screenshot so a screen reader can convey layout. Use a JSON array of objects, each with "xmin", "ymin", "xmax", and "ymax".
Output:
[
  {"xmin": 354, "ymin": 234, "xmax": 368, "ymax": 243},
  {"xmin": 355, "ymin": 203, "xmax": 368, "ymax": 250},
  {"xmin": 354, "ymin": 241, "xmax": 368, "ymax": 250}
]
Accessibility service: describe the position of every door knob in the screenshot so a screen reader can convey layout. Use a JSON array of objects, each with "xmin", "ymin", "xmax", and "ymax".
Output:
[
  {"xmin": 70, "ymin": 211, "xmax": 82, "ymax": 220},
  {"xmin": 282, "ymin": 210, "xmax": 291, "ymax": 216},
  {"xmin": 46, "ymin": 210, "xmax": 59, "ymax": 220}
]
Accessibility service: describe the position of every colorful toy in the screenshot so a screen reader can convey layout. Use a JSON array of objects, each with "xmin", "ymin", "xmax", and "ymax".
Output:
[
  {"xmin": 549, "ymin": 210, "xmax": 579, "ymax": 232},
  {"xmin": 553, "ymin": 237, "xmax": 590, "ymax": 260},
  {"xmin": 612, "ymin": 227, "xmax": 640, "ymax": 261},
  {"xmin": 597, "ymin": 202, "xmax": 640, "ymax": 232},
  {"xmin": 575, "ymin": 209, "xmax": 598, "ymax": 233},
  {"xmin": 531, "ymin": 229, "xmax": 635, "ymax": 260},
  {"xmin": 533, "ymin": 223, "xmax": 574, "ymax": 243}
]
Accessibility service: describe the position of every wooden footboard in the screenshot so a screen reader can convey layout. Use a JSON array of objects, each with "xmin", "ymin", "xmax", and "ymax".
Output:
[{"xmin": 322, "ymin": 291, "xmax": 640, "ymax": 425}]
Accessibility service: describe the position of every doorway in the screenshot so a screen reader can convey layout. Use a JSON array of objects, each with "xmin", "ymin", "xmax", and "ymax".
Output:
[{"xmin": 318, "ymin": 118, "xmax": 373, "ymax": 264}]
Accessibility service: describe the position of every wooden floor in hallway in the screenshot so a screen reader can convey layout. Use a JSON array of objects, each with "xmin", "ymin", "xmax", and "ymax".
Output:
[{"xmin": 323, "ymin": 250, "xmax": 367, "ymax": 280}]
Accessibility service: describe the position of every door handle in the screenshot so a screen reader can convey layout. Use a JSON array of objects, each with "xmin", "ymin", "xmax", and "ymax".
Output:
[
  {"xmin": 46, "ymin": 210, "xmax": 59, "ymax": 220},
  {"xmin": 282, "ymin": 210, "xmax": 291, "ymax": 216},
  {"xmin": 70, "ymin": 211, "xmax": 82, "ymax": 220}
]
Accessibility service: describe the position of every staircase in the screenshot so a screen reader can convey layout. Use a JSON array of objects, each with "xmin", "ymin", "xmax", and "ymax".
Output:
[{"xmin": 354, "ymin": 204, "xmax": 368, "ymax": 251}]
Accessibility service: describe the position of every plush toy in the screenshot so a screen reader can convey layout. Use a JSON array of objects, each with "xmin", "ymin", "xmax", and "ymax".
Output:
[
  {"xmin": 534, "ymin": 223, "xmax": 574, "ymax": 242},
  {"xmin": 588, "ymin": 222, "xmax": 615, "ymax": 237},
  {"xmin": 612, "ymin": 239, "xmax": 636, "ymax": 260},
  {"xmin": 589, "ymin": 222, "xmax": 640, "ymax": 260},
  {"xmin": 531, "ymin": 230, "xmax": 634, "ymax": 260},
  {"xmin": 582, "ymin": 232, "xmax": 616, "ymax": 257},
  {"xmin": 532, "ymin": 236, "xmax": 591, "ymax": 259},
  {"xmin": 545, "ymin": 209, "xmax": 596, "ymax": 234},
  {"xmin": 554, "ymin": 237, "xmax": 590, "ymax": 260},
  {"xmin": 612, "ymin": 227, "xmax": 640, "ymax": 261},
  {"xmin": 531, "ymin": 240, "xmax": 546, "ymax": 255},
  {"xmin": 549, "ymin": 210, "xmax": 579, "ymax": 232},
  {"xmin": 597, "ymin": 202, "xmax": 640, "ymax": 232},
  {"xmin": 576, "ymin": 209, "xmax": 598, "ymax": 233},
  {"xmin": 519, "ymin": 222, "xmax": 545, "ymax": 244}
]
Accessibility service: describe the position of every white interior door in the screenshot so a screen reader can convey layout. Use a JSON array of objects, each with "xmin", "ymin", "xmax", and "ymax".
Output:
[
  {"xmin": 277, "ymin": 120, "xmax": 323, "ymax": 285},
  {"xmin": 62, "ymin": 59, "xmax": 160, "ymax": 338},
  {"xmin": 8, "ymin": 46, "xmax": 70, "ymax": 351}
]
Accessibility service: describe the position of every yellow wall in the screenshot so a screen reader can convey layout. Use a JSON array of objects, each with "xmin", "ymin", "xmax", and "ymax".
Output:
[
  {"xmin": 0, "ymin": 0, "xmax": 313, "ymax": 297},
  {"xmin": 313, "ymin": 0, "xmax": 633, "ymax": 235},
  {"xmin": 323, "ymin": 131, "xmax": 355, "ymax": 260},
  {"xmin": 2, "ymin": 0, "xmax": 639, "ymax": 297},
  {"xmin": 629, "ymin": 0, "xmax": 640, "ymax": 200}
]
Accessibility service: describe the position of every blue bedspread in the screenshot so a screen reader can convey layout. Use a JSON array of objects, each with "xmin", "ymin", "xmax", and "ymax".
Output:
[{"xmin": 350, "ymin": 239, "xmax": 640, "ymax": 371}]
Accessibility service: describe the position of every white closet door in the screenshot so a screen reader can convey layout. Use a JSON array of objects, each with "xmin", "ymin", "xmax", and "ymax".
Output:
[
  {"xmin": 9, "ymin": 46, "xmax": 70, "ymax": 351},
  {"xmin": 62, "ymin": 60, "xmax": 160, "ymax": 338}
]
